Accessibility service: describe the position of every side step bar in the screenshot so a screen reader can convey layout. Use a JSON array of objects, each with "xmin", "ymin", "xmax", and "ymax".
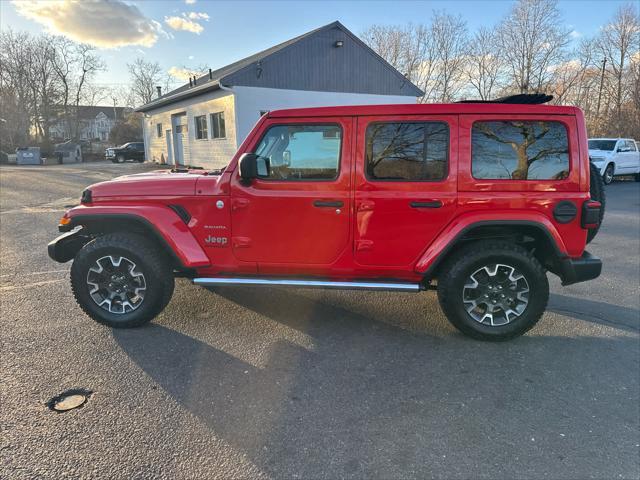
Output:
[{"xmin": 193, "ymin": 277, "xmax": 421, "ymax": 292}]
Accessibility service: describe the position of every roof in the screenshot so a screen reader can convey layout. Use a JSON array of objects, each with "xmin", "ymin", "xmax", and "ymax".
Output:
[
  {"xmin": 52, "ymin": 105, "xmax": 128, "ymax": 121},
  {"xmin": 137, "ymin": 21, "xmax": 423, "ymax": 113},
  {"xmin": 265, "ymin": 103, "xmax": 582, "ymax": 118}
]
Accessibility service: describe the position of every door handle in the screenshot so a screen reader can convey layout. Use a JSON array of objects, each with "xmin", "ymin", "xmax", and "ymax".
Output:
[
  {"xmin": 410, "ymin": 200, "xmax": 442, "ymax": 208},
  {"xmin": 313, "ymin": 200, "xmax": 343, "ymax": 208}
]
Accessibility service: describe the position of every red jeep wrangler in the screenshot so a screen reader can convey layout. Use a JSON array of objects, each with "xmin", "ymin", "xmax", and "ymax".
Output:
[{"xmin": 49, "ymin": 95, "xmax": 604, "ymax": 341}]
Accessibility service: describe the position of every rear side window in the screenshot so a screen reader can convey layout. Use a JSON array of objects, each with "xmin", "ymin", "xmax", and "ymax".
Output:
[
  {"xmin": 253, "ymin": 124, "xmax": 342, "ymax": 180},
  {"xmin": 472, "ymin": 121, "xmax": 569, "ymax": 180},
  {"xmin": 365, "ymin": 122, "xmax": 449, "ymax": 181}
]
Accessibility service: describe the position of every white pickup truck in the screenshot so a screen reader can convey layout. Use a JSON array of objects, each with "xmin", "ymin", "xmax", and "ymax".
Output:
[{"xmin": 588, "ymin": 138, "xmax": 640, "ymax": 184}]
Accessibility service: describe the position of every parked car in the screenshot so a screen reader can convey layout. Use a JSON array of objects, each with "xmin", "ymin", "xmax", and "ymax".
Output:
[
  {"xmin": 588, "ymin": 137, "xmax": 640, "ymax": 184},
  {"xmin": 49, "ymin": 94, "xmax": 604, "ymax": 341},
  {"xmin": 105, "ymin": 142, "xmax": 145, "ymax": 163}
]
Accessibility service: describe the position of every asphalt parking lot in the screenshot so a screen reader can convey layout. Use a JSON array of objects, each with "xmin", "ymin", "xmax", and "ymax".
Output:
[{"xmin": 1, "ymin": 162, "xmax": 639, "ymax": 479}]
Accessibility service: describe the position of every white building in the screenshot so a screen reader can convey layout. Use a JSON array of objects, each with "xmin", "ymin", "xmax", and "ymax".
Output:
[
  {"xmin": 136, "ymin": 21, "xmax": 423, "ymax": 169},
  {"xmin": 50, "ymin": 106, "xmax": 127, "ymax": 142}
]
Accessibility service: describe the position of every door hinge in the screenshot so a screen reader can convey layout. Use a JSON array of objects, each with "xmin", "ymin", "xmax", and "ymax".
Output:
[
  {"xmin": 232, "ymin": 237, "xmax": 251, "ymax": 248},
  {"xmin": 232, "ymin": 198, "xmax": 250, "ymax": 211},
  {"xmin": 356, "ymin": 239, "xmax": 374, "ymax": 251}
]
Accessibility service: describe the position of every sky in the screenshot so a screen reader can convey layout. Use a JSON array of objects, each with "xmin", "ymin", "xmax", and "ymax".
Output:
[{"xmin": 1, "ymin": 0, "xmax": 635, "ymax": 101}]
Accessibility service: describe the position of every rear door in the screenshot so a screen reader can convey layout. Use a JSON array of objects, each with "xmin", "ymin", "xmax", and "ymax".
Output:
[{"xmin": 354, "ymin": 115, "xmax": 458, "ymax": 267}]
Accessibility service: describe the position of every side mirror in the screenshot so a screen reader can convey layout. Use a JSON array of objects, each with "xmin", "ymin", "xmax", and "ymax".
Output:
[{"xmin": 239, "ymin": 153, "xmax": 270, "ymax": 182}]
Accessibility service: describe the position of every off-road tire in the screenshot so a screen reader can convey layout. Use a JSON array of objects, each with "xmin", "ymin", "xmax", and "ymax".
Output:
[
  {"xmin": 602, "ymin": 163, "xmax": 614, "ymax": 185},
  {"xmin": 437, "ymin": 241, "xmax": 549, "ymax": 341},
  {"xmin": 587, "ymin": 161, "xmax": 606, "ymax": 243},
  {"xmin": 70, "ymin": 233, "xmax": 174, "ymax": 328},
  {"xmin": 116, "ymin": 154, "xmax": 125, "ymax": 163}
]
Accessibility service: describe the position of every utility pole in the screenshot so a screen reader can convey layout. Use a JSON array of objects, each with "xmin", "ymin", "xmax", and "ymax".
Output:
[{"xmin": 596, "ymin": 58, "xmax": 606, "ymax": 117}]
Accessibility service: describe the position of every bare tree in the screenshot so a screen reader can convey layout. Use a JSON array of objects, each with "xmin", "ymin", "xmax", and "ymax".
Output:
[
  {"xmin": 498, "ymin": 0, "xmax": 571, "ymax": 93},
  {"xmin": 430, "ymin": 11, "xmax": 469, "ymax": 102},
  {"xmin": 362, "ymin": 15, "xmax": 468, "ymax": 103},
  {"xmin": 50, "ymin": 37, "xmax": 104, "ymax": 140},
  {"xmin": 463, "ymin": 27, "xmax": 506, "ymax": 100},
  {"xmin": 596, "ymin": 3, "xmax": 640, "ymax": 134},
  {"xmin": 127, "ymin": 58, "xmax": 169, "ymax": 107}
]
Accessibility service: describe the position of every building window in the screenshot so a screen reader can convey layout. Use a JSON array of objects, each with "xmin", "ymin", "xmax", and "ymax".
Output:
[
  {"xmin": 195, "ymin": 115, "xmax": 208, "ymax": 140},
  {"xmin": 365, "ymin": 122, "xmax": 449, "ymax": 181},
  {"xmin": 210, "ymin": 112, "xmax": 226, "ymax": 139},
  {"xmin": 253, "ymin": 124, "xmax": 341, "ymax": 181},
  {"xmin": 156, "ymin": 123, "xmax": 162, "ymax": 138},
  {"xmin": 472, "ymin": 121, "xmax": 569, "ymax": 180}
]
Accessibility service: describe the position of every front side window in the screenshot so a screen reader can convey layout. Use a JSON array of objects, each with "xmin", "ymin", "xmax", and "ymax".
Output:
[
  {"xmin": 195, "ymin": 115, "xmax": 208, "ymax": 140},
  {"xmin": 211, "ymin": 112, "xmax": 226, "ymax": 139},
  {"xmin": 253, "ymin": 124, "xmax": 342, "ymax": 180},
  {"xmin": 472, "ymin": 121, "xmax": 569, "ymax": 180},
  {"xmin": 156, "ymin": 123, "xmax": 162, "ymax": 138},
  {"xmin": 365, "ymin": 122, "xmax": 449, "ymax": 181},
  {"xmin": 624, "ymin": 140, "xmax": 637, "ymax": 151}
]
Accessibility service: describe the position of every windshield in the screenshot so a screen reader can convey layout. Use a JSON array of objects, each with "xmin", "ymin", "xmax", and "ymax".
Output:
[{"xmin": 588, "ymin": 140, "xmax": 616, "ymax": 151}]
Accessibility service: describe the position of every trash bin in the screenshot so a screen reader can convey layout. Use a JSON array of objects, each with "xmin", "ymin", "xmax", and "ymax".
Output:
[{"xmin": 15, "ymin": 147, "xmax": 41, "ymax": 165}]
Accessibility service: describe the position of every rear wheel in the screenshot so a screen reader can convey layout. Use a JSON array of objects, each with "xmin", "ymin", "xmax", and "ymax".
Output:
[
  {"xmin": 70, "ymin": 233, "xmax": 174, "ymax": 328},
  {"xmin": 437, "ymin": 241, "xmax": 549, "ymax": 341},
  {"xmin": 603, "ymin": 163, "xmax": 614, "ymax": 185}
]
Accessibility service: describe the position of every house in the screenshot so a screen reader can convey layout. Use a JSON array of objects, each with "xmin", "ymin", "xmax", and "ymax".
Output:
[
  {"xmin": 136, "ymin": 21, "xmax": 423, "ymax": 169},
  {"xmin": 50, "ymin": 106, "xmax": 128, "ymax": 142}
]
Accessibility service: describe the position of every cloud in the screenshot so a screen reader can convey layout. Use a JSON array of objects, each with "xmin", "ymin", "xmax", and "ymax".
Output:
[
  {"xmin": 12, "ymin": 0, "xmax": 166, "ymax": 48},
  {"xmin": 188, "ymin": 55, "xmax": 195, "ymax": 60},
  {"xmin": 569, "ymin": 30, "xmax": 582, "ymax": 39},
  {"xmin": 187, "ymin": 12, "xmax": 209, "ymax": 21},
  {"xmin": 168, "ymin": 66, "xmax": 194, "ymax": 81},
  {"xmin": 185, "ymin": 0, "xmax": 197, "ymax": 4},
  {"xmin": 165, "ymin": 15, "xmax": 204, "ymax": 34}
]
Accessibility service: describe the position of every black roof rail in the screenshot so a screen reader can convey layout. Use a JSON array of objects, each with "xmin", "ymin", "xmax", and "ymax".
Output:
[{"xmin": 457, "ymin": 93, "xmax": 554, "ymax": 105}]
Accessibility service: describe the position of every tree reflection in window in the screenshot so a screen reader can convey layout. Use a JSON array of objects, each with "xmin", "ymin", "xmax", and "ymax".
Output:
[
  {"xmin": 472, "ymin": 121, "xmax": 569, "ymax": 180},
  {"xmin": 366, "ymin": 122, "xmax": 449, "ymax": 181}
]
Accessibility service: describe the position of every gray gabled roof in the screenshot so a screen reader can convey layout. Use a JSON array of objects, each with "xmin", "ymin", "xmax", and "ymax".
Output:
[{"xmin": 137, "ymin": 21, "xmax": 423, "ymax": 112}]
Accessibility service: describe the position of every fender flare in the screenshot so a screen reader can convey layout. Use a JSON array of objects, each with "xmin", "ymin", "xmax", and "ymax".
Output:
[
  {"xmin": 415, "ymin": 217, "xmax": 568, "ymax": 277},
  {"xmin": 60, "ymin": 205, "xmax": 210, "ymax": 268}
]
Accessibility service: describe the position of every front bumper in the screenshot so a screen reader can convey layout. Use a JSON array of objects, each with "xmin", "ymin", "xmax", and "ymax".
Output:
[
  {"xmin": 558, "ymin": 251, "xmax": 602, "ymax": 286},
  {"xmin": 47, "ymin": 227, "xmax": 89, "ymax": 263}
]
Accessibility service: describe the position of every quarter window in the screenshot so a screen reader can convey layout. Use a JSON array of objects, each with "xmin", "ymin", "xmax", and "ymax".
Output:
[
  {"xmin": 365, "ymin": 122, "xmax": 449, "ymax": 181},
  {"xmin": 472, "ymin": 121, "xmax": 569, "ymax": 180},
  {"xmin": 156, "ymin": 123, "xmax": 162, "ymax": 138},
  {"xmin": 194, "ymin": 115, "xmax": 208, "ymax": 140},
  {"xmin": 253, "ymin": 124, "xmax": 342, "ymax": 180},
  {"xmin": 211, "ymin": 112, "xmax": 226, "ymax": 139}
]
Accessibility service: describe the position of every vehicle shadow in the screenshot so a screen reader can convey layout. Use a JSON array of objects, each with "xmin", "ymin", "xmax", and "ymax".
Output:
[
  {"xmin": 548, "ymin": 293, "xmax": 639, "ymax": 332},
  {"xmin": 113, "ymin": 288, "xmax": 639, "ymax": 479}
]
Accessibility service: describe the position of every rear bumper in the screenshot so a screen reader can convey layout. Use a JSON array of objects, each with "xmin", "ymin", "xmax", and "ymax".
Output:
[{"xmin": 558, "ymin": 251, "xmax": 602, "ymax": 286}]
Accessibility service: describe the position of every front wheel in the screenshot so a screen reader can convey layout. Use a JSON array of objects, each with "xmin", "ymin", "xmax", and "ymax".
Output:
[
  {"xmin": 437, "ymin": 241, "xmax": 549, "ymax": 341},
  {"xmin": 603, "ymin": 164, "xmax": 614, "ymax": 185},
  {"xmin": 116, "ymin": 154, "xmax": 125, "ymax": 164},
  {"xmin": 70, "ymin": 233, "xmax": 174, "ymax": 328}
]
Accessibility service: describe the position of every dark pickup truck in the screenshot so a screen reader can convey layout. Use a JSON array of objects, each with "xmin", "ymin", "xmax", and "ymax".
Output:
[{"xmin": 105, "ymin": 142, "xmax": 145, "ymax": 163}]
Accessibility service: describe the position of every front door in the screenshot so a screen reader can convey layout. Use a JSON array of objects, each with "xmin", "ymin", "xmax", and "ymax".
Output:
[
  {"xmin": 354, "ymin": 115, "xmax": 458, "ymax": 267},
  {"xmin": 230, "ymin": 118, "xmax": 352, "ymax": 266}
]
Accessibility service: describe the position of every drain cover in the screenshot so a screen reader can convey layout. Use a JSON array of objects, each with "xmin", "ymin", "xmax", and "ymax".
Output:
[{"xmin": 47, "ymin": 389, "xmax": 92, "ymax": 412}]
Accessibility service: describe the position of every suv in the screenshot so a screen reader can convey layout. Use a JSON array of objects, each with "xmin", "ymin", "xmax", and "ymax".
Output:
[
  {"xmin": 49, "ymin": 95, "xmax": 604, "ymax": 341},
  {"xmin": 588, "ymin": 137, "xmax": 640, "ymax": 184},
  {"xmin": 105, "ymin": 142, "xmax": 145, "ymax": 163}
]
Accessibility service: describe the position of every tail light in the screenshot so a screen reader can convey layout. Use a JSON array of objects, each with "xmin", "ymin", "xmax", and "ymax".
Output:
[{"xmin": 582, "ymin": 200, "xmax": 601, "ymax": 229}]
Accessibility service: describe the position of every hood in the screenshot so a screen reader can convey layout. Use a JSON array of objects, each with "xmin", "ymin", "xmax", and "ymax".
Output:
[
  {"xmin": 588, "ymin": 149, "xmax": 613, "ymax": 160},
  {"xmin": 89, "ymin": 169, "xmax": 213, "ymax": 198}
]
